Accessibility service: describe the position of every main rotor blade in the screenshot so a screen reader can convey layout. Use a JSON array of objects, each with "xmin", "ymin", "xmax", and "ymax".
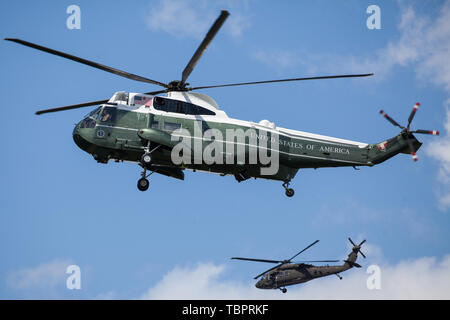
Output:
[
  {"xmin": 231, "ymin": 257, "xmax": 282, "ymax": 264},
  {"xmin": 288, "ymin": 240, "xmax": 320, "ymax": 262},
  {"xmin": 35, "ymin": 99, "xmax": 109, "ymax": 115},
  {"xmin": 5, "ymin": 38, "xmax": 168, "ymax": 88},
  {"xmin": 359, "ymin": 251, "xmax": 367, "ymax": 259},
  {"xmin": 253, "ymin": 263, "xmax": 283, "ymax": 280},
  {"xmin": 181, "ymin": 10, "xmax": 229, "ymax": 85},
  {"xmin": 189, "ymin": 73, "xmax": 374, "ymax": 91},
  {"xmin": 36, "ymin": 89, "xmax": 166, "ymax": 115},
  {"xmin": 295, "ymin": 260, "xmax": 340, "ymax": 263}
]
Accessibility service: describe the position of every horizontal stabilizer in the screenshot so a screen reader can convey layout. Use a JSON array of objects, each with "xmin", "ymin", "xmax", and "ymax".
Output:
[{"xmin": 147, "ymin": 164, "xmax": 184, "ymax": 180}]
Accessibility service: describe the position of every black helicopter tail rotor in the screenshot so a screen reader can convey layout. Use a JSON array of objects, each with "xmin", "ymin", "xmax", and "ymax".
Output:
[
  {"xmin": 379, "ymin": 103, "xmax": 439, "ymax": 162},
  {"xmin": 348, "ymin": 238, "xmax": 366, "ymax": 259}
]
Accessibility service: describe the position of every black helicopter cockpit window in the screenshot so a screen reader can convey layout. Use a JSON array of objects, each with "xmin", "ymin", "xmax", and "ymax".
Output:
[{"xmin": 99, "ymin": 107, "xmax": 116, "ymax": 123}]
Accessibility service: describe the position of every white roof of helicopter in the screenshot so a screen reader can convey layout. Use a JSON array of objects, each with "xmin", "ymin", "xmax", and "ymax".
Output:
[{"xmin": 108, "ymin": 91, "xmax": 367, "ymax": 148}]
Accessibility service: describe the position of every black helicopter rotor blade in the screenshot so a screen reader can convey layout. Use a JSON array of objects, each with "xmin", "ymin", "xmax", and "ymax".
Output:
[
  {"xmin": 5, "ymin": 38, "xmax": 168, "ymax": 88},
  {"xmin": 253, "ymin": 263, "xmax": 284, "ymax": 280},
  {"xmin": 35, "ymin": 99, "xmax": 110, "ymax": 115},
  {"xmin": 288, "ymin": 240, "xmax": 320, "ymax": 262},
  {"xmin": 188, "ymin": 73, "xmax": 374, "ymax": 91},
  {"xmin": 35, "ymin": 89, "xmax": 166, "ymax": 115},
  {"xmin": 294, "ymin": 260, "xmax": 340, "ymax": 263},
  {"xmin": 231, "ymin": 257, "xmax": 282, "ymax": 264},
  {"xmin": 181, "ymin": 10, "xmax": 229, "ymax": 86}
]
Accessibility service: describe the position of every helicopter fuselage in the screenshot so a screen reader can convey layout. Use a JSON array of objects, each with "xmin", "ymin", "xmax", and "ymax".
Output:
[
  {"xmin": 255, "ymin": 263, "xmax": 351, "ymax": 289},
  {"xmin": 72, "ymin": 91, "xmax": 417, "ymax": 183}
]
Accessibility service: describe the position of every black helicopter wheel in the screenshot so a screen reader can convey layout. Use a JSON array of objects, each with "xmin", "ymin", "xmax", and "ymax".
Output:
[
  {"xmin": 285, "ymin": 188, "xmax": 295, "ymax": 197},
  {"xmin": 140, "ymin": 153, "xmax": 152, "ymax": 165},
  {"xmin": 137, "ymin": 178, "xmax": 149, "ymax": 191},
  {"xmin": 281, "ymin": 288, "xmax": 287, "ymax": 293}
]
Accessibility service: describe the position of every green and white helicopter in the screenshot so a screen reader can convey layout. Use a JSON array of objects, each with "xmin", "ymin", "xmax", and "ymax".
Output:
[{"xmin": 5, "ymin": 11, "xmax": 439, "ymax": 196}]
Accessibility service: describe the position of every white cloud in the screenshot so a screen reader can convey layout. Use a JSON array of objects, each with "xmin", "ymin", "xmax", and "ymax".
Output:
[
  {"xmin": 6, "ymin": 259, "xmax": 73, "ymax": 298},
  {"xmin": 145, "ymin": 0, "xmax": 250, "ymax": 39},
  {"xmin": 252, "ymin": 1, "xmax": 450, "ymax": 90},
  {"xmin": 426, "ymin": 99, "xmax": 450, "ymax": 210},
  {"xmin": 141, "ymin": 255, "xmax": 450, "ymax": 299},
  {"xmin": 146, "ymin": 0, "xmax": 213, "ymax": 39},
  {"xmin": 369, "ymin": 1, "xmax": 450, "ymax": 91}
]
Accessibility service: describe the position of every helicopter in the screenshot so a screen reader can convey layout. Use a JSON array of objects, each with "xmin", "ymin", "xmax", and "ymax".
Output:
[
  {"xmin": 5, "ymin": 10, "xmax": 439, "ymax": 197},
  {"xmin": 232, "ymin": 238, "xmax": 366, "ymax": 293}
]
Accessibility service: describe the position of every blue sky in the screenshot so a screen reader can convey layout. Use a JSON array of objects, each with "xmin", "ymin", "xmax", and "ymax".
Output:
[{"xmin": 1, "ymin": 0, "xmax": 450, "ymax": 299}]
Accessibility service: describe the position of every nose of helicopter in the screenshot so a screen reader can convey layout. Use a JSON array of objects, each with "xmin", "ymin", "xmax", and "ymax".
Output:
[
  {"xmin": 255, "ymin": 280, "xmax": 263, "ymax": 289},
  {"xmin": 72, "ymin": 122, "xmax": 94, "ymax": 153}
]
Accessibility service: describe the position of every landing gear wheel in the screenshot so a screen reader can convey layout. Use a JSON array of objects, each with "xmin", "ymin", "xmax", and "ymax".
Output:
[
  {"xmin": 140, "ymin": 153, "xmax": 152, "ymax": 165},
  {"xmin": 281, "ymin": 288, "xmax": 287, "ymax": 293},
  {"xmin": 282, "ymin": 180, "xmax": 295, "ymax": 197},
  {"xmin": 285, "ymin": 188, "xmax": 295, "ymax": 197},
  {"xmin": 137, "ymin": 178, "xmax": 149, "ymax": 191}
]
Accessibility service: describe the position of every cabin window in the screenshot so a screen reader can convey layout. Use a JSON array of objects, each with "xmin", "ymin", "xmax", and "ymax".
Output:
[
  {"xmin": 152, "ymin": 97, "xmax": 216, "ymax": 116},
  {"xmin": 197, "ymin": 106, "xmax": 216, "ymax": 116},
  {"xmin": 154, "ymin": 96, "xmax": 165, "ymax": 106},
  {"xmin": 185, "ymin": 103, "xmax": 216, "ymax": 116},
  {"xmin": 164, "ymin": 122, "xmax": 181, "ymax": 132},
  {"xmin": 151, "ymin": 120, "xmax": 159, "ymax": 129}
]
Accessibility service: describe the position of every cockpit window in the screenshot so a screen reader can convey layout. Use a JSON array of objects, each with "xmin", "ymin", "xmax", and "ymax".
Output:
[
  {"xmin": 84, "ymin": 107, "xmax": 101, "ymax": 119},
  {"xmin": 99, "ymin": 107, "xmax": 116, "ymax": 123},
  {"xmin": 80, "ymin": 118, "xmax": 96, "ymax": 128},
  {"xmin": 91, "ymin": 107, "xmax": 101, "ymax": 120}
]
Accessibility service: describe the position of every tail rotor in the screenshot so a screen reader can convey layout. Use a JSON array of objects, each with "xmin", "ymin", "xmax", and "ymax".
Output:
[
  {"xmin": 348, "ymin": 237, "xmax": 366, "ymax": 259},
  {"xmin": 379, "ymin": 102, "xmax": 439, "ymax": 162}
]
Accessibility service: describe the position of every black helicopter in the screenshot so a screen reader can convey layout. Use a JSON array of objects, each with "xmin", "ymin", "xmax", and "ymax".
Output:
[{"xmin": 232, "ymin": 238, "xmax": 366, "ymax": 293}]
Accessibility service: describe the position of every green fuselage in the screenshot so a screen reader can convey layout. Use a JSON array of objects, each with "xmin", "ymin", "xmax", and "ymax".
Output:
[{"xmin": 72, "ymin": 102, "xmax": 421, "ymax": 182}]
